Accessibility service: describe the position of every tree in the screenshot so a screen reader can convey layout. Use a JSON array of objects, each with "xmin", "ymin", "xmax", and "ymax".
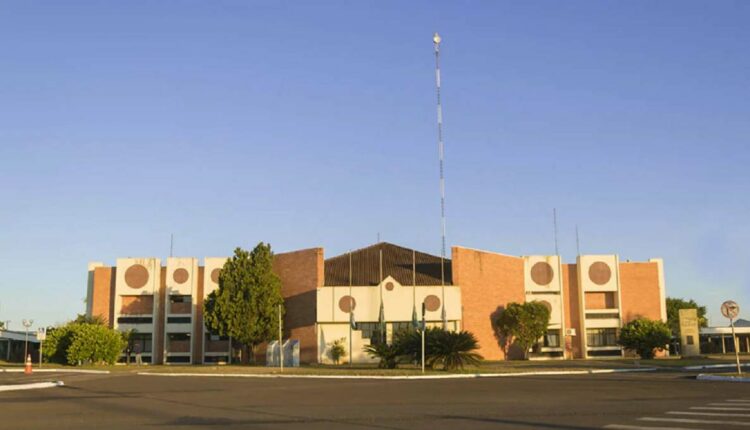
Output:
[
  {"xmin": 666, "ymin": 297, "xmax": 707, "ymax": 336},
  {"xmin": 203, "ymin": 243, "xmax": 285, "ymax": 364},
  {"xmin": 494, "ymin": 301, "xmax": 551, "ymax": 360},
  {"xmin": 74, "ymin": 313, "xmax": 106, "ymax": 326},
  {"xmin": 618, "ymin": 318, "xmax": 671, "ymax": 359}
]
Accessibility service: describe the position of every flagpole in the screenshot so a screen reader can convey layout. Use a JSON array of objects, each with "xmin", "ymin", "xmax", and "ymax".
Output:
[
  {"xmin": 379, "ymin": 248, "xmax": 385, "ymax": 343},
  {"xmin": 433, "ymin": 32, "xmax": 448, "ymax": 330}
]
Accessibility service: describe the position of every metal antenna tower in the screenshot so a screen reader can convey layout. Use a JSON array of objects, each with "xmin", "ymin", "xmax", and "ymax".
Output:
[
  {"xmin": 433, "ymin": 32, "xmax": 448, "ymax": 329},
  {"xmin": 553, "ymin": 208, "xmax": 559, "ymax": 256}
]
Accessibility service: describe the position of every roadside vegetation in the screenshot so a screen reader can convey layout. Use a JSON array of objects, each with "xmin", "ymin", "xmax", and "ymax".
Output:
[
  {"xmin": 363, "ymin": 328, "xmax": 482, "ymax": 370},
  {"xmin": 43, "ymin": 314, "xmax": 126, "ymax": 365},
  {"xmin": 618, "ymin": 318, "xmax": 672, "ymax": 359}
]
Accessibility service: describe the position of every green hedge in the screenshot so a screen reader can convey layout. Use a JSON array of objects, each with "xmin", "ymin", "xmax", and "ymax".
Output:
[{"xmin": 44, "ymin": 322, "xmax": 126, "ymax": 365}]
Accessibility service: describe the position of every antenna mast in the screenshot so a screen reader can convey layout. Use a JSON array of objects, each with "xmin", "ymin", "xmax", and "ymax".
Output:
[
  {"xmin": 553, "ymin": 208, "xmax": 559, "ymax": 256},
  {"xmin": 433, "ymin": 32, "xmax": 448, "ymax": 329}
]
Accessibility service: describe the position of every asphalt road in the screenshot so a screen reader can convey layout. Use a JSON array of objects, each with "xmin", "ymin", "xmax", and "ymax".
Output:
[{"xmin": 1, "ymin": 371, "xmax": 748, "ymax": 429}]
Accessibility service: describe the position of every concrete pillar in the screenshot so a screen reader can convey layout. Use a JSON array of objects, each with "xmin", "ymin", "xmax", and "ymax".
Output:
[
  {"xmin": 722, "ymin": 335, "xmax": 727, "ymax": 354},
  {"xmin": 745, "ymin": 336, "xmax": 749, "ymax": 353}
]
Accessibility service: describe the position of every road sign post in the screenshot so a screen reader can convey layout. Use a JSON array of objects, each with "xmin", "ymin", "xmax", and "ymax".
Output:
[
  {"xmin": 720, "ymin": 300, "xmax": 742, "ymax": 375},
  {"xmin": 37, "ymin": 327, "xmax": 46, "ymax": 368}
]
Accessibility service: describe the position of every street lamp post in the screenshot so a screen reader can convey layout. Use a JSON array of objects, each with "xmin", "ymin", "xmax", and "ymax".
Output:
[{"xmin": 22, "ymin": 319, "xmax": 33, "ymax": 361}]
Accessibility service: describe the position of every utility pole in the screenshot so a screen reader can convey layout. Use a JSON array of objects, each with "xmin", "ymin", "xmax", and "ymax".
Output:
[
  {"xmin": 278, "ymin": 304, "xmax": 283, "ymax": 372},
  {"xmin": 22, "ymin": 319, "xmax": 33, "ymax": 362}
]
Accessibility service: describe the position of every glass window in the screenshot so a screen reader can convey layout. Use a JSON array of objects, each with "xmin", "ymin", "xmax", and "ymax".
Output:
[
  {"xmin": 357, "ymin": 322, "xmax": 385, "ymax": 345},
  {"xmin": 543, "ymin": 330, "xmax": 561, "ymax": 348},
  {"xmin": 129, "ymin": 333, "xmax": 152, "ymax": 353},
  {"xmin": 587, "ymin": 328, "xmax": 618, "ymax": 347}
]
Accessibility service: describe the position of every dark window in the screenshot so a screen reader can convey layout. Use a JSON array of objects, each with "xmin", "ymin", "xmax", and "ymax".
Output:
[
  {"xmin": 166, "ymin": 355, "xmax": 191, "ymax": 363},
  {"xmin": 587, "ymin": 349, "xmax": 622, "ymax": 357},
  {"xmin": 117, "ymin": 317, "xmax": 153, "ymax": 324},
  {"xmin": 357, "ymin": 322, "xmax": 385, "ymax": 345},
  {"xmin": 686, "ymin": 335, "xmax": 694, "ymax": 345},
  {"xmin": 170, "ymin": 295, "xmax": 192, "ymax": 304},
  {"xmin": 167, "ymin": 317, "xmax": 191, "ymax": 324},
  {"xmin": 587, "ymin": 328, "xmax": 618, "ymax": 347},
  {"xmin": 129, "ymin": 333, "xmax": 152, "ymax": 353},
  {"xmin": 585, "ymin": 313, "xmax": 620, "ymax": 319},
  {"xmin": 543, "ymin": 330, "xmax": 561, "ymax": 348}
]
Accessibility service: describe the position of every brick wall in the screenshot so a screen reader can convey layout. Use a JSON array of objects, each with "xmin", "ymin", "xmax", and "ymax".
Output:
[
  {"xmin": 584, "ymin": 292, "xmax": 616, "ymax": 310},
  {"xmin": 452, "ymin": 246, "xmax": 525, "ymax": 360},
  {"xmin": 619, "ymin": 262, "xmax": 662, "ymax": 323},
  {"xmin": 91, "ymin": 267, "xmax": 116, "ymax": 327},
  {"xmin": 192, "ymin": 267, "xmax": 204, "ymax": 364},
  {"xmin": 120, "ymin": 296, "xmax": 155, "ymax": 315},
  {"xmin": 154, "ymin": 268, "xmax": 167, "ymax": 365},
  {"xmin": 273, "ymin": 247, "xmax": 324, "ymax": 364},
  {"xmin": 562, "ymin": 264, "xmax": 583, "ymax": 358}
]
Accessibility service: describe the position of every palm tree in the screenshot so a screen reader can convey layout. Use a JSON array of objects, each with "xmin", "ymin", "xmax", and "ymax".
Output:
[
  {"xmin": 429, "ymin": 330, "xmax": 483, "ymax": 370},
  {"xmin": 363, "ymin": 342, "xmax": 401, "ymax": 369}
]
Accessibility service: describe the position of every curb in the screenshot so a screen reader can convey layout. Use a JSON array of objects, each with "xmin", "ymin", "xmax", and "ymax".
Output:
[
  {"xmin": 684, "ymin": 363, "xmax": 749, "ymax": 371},
  {"xmin": 0, "ymin": 368, "xmax": 110, "ymax": 374},
  {"xmin": 0, "ymin": 381, "xmax": 64, "ymax": 392},
  {"xmin": 696, "ymin": 373, "xmax": 750, "ymax": 383},
  {"xmin": 138, "ymin": 367, "xmax": 657, "ymax": 380}
]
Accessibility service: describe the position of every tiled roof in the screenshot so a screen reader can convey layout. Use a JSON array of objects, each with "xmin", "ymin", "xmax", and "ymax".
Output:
[{"xmin": 324, "ymin": 242, "xmax": 452, "ymax": 286}]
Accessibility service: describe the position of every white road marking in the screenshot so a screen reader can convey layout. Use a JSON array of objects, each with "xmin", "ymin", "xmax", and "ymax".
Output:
[
  {"xmin": 728, "ymin": 400, "xmax": 750, "ymax": 403},
  {"xmin": 709, "ymin": 403, "xmax": 750, "ymax": 407},
  {"xmin": 692, "ymin": 406, "xmax": 750, "ymax": 411},
  {"xmin": 0, "ymin": 381, "xmax": 62, "ymax": 392},
  {"xmin": 640, "ymin": 417, "xmax": 750, "ymax": 426},
  {"xmin": 668, "ymin": 411, "xmax": 750, "ymax": 417},
  {"xmin": 603, "ymin": 425, "xmax": 707, "ymax": 430}
]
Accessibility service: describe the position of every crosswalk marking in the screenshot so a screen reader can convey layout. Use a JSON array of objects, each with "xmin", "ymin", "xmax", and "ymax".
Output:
[
  {"xmin": 639, "ymin": 416, "xmax": 750, "ymax": 427},
  {"xmin": 668, "ymin": 411, "xmax": 750, "ymax": 418},
  {"xmin": 693, "ymin": 406, "xmax": 750, "ymax": 411},
  {"xmin": 604, "ymin": 398, "xmax": 750, "ymax": 429},
  {"xmin": 603, "ymin": 425, "xmax": 708, "ymax": 430}
]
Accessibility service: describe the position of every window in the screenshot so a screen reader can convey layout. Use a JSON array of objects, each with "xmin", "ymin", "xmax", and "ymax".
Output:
[
  {"xmin": 167, "ymin": 317, "xmax": 191, "ymax": 324},
  {"xmin": 686, "ymin": 335, "xmax": 694, "ymax": 345},
  {"xmin": 170, "ymin": 295, "xmax": 192, "ymax": 304},
  {"xmin": 167, "ymin": 333, "xmax": 191, "ymax": 353},
  {"xmin": 543, "ymin": 330, "xmax": 561, "ymax": 348},
  {"xmin": 117, "ymin": 317, "xmax": 153, "ymax": 324},
  {"xmin": 391, "ymin": 322, "xmax": 416, "ymax": 335},
  {"xmin": 357, "ymin": 322, "xmax": 385, "ymax": 345},
  {"xmin": 129, "ymin": 333, "xmax": 152, "ymax": 353},
  {"xmin": 587, "ymin": 328, "xmax": 618, "ymax": 347}
]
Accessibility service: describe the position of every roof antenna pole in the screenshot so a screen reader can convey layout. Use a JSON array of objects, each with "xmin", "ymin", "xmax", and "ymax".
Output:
[
  {"xmin": 170, "ymin": 233, "xmax": 174, "ymax": 257},
  {"xmin": 553, "ymin": 208, "xmax": 559, "ymax": 256},
  {"xmin": 575, "ymin": 225, "xmax": 581, "ymax": 256},
  {"xmin": 433, "ymin": 32, "xmax": 448, "ymax": 330}
]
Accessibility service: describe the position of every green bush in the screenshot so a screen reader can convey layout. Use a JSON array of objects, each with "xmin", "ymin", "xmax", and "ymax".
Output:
[
  {"xmin": 328, "ymin": 338, "xmax": 346, "ymax": 364},
  {"xmin": 618, "ymin": 318, "xmax": 671, "ymax": 359},
  {"xmin": 44, "ymin": 321, "xmax": 126, "ymax": 366},
  {"xmin": 363, "ymin": 342, "xmax": 402, "ymax": 369}
]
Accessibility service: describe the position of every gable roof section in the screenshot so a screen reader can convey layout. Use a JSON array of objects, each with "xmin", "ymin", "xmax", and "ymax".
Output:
[{"xmin": 324, "ymin": 242, "xmax": 452, "ymax": 286}]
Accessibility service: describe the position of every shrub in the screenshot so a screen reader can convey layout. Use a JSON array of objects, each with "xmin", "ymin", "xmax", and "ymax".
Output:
[
  {"xmin": 618, "ymin": 318, "xmax": 671, "ymax": 359},
  {"xmin": 428, "ymin": 330, "xmax": 482, "ymax": 370},
  {"xmin": 328, "ymin": 338, "xmax": 346, "ymax": 364},
  {"xmin": 391, "ymin": 328, "xmax": 483, "ymax": 371},
  {"xmin": 44, "ymin": 321, "xmax": 126, "ymax": 366},
  {"xmin": 363, "ymin": 342, "xmax": 402, "ymax": 369}
]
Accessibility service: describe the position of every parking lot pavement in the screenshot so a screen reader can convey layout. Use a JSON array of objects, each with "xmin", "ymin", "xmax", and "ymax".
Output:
[
  {"xmin": 1, "ymin": 371, "xmax": 748, "ymax": 429},
  {"xmin": 604, "ymin": 397, "xmax": 750, "ymax": 429}
]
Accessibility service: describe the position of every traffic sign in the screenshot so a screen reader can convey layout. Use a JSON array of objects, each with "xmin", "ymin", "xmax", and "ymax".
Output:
[
  {"xmin": 721, "ymin": 300, "xmax": 740, "ymax": 319},
  {"xmin": 36, "ymin": 327, "xmax": 46, "ymax": 341}
]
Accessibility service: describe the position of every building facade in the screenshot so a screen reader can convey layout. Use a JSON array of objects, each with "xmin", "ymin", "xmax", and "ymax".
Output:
[{"xmin": 86, "ymin": 242, "xmax": 667, "ymax": 364}]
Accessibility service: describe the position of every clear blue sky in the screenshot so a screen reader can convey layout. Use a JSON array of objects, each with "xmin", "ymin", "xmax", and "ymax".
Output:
[{"xmin": 1, "ymin": 1, "xmax": 748, "ymax": 329}]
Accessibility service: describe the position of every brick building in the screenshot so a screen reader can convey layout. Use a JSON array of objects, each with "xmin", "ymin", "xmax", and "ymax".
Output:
[{"xmin": 86, "ymin": 242, "xmax": 666, "ymax": 364}]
